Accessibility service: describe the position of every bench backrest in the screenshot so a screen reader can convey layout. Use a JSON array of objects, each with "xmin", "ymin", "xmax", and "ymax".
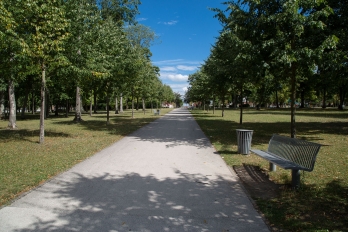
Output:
[{"xmin": 268, "ymin": 134, "xmax": 321, "ymax": 171}]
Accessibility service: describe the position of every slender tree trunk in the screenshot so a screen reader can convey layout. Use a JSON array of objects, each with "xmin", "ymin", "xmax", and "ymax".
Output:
[
  {"xmin": 0, "ymin": 90, "xmax": 4, "ymax": 119},
  {"xmin": 106, "ymin": 95, "xmax": 110, "ymax": 124},
  {"xmin": 233, "ymin": 92, "xmax": 237, "ymax": 109},
  {"xmin": 65, "ymin": 99, "xmax": 69, "ymax": 117},
  {"xmin": 212, "ymin": 94, "xmax": 215, "ymax": 115},
  {"xmin": 90, "ymin": 93, "xmax": 93, "ymax": 116},
  {"xmin": 338, "ymin": 86, "xmax": 346, "ymax": 110},
  {"xmin": 8, "ymin": 80, "xmax": 16, "ymax": 129},
  {"xmin": 132, "ymin": 91, "xmax": 134, "ymax": 119},
  {"xmin": 142, "ymin": 97, "xmax": 145, "ymax": 115},
  {"xmin": 45, "ymin": 89, "xmax": 50, "ymax": 119},
  {"xmin": 322, "ymin": 86, "xmax": 327, "ymax": 109},
  {"xmin": 120, "ymin": 93, "xmax": 124, "ymax": 113},
  {"xmin": 39, "ymin": 67, "xmax": 46, "ymax": 143},
  {"xmin": 32, "ymin": 91, "xmax": 35, "ymax": 114},
  {"xmin": 93, "ymin": 89, "xmax": 97, "ymax": 113},
  {"xmin": 21, "ymin": 80, "xmax": 30, "ymax": 119},
  {"xmin": 300, "ymin": 90, "xmax": 305, "ymax": 108},
  {"xmin": 115, "ymin": 95, "xmax": 119, "ymax": 114},
  {"xmin": 55, "ymin": 102, "xmax": 59, "ymax": 116},
  {"xmin": 136, "ymin": 97, "xmax": 139, "ymax": 110},
  {"xmin": 239, "ymin": 87, "xmax": 243, "ymax": 125},
  {"xmin": 74, "ymin": 86, "xmax": 82, "ymax": 121},
  {"xmin": 290, "ymin": 63, "xmax": 297, "ymax": 138},
  {"xmin": 276, "ymin": 90, "xmax": 279, "ymax": 108}
]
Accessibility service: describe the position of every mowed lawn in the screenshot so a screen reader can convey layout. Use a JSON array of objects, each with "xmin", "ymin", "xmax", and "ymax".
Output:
[
  {"xmin": 0, "ymin": 108, "xmax": 173, "ymax": 207},
  {"xmin": 192, "ymin": 107, "xmax": 348, "ymax": 231}
]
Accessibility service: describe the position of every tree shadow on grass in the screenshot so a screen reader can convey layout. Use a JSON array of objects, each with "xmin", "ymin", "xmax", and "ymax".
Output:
[
  {"xmin": 194, "ymin": 116, "xmax": 346, "ymax": 147},
  {"xmin": 5, "ymin": 171, "xmax": 268, "ymax": 232},
  {"xmin": 0, "ymin": 129, "xmax": 71, "ymax": 143},
  {"xmin": 244, "ymin": 108, "xmax": 348, "ymax": 119},
  {"xmin": 257, "ymin": 179, "xmax": 348, "ymax": 231}
]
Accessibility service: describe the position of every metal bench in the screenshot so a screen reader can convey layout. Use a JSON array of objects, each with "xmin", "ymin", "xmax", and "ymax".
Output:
[
  {"xmin": 251, "ymin": 134, "xmax": 321, "ymax": 188},
  {"xmin": 153, "ymin": 109, "xmax": 160, "ymax": 116}
]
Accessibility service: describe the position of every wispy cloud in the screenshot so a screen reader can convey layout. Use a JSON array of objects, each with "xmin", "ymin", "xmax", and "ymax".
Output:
[
  {"xmin": 154, "ymin": 59, "xmax": 200, "ymax": 95},
  {"xmin": 154, "ymin": 59, "xmax": 201, "ymax": 66},
  {"xmin": 177, "ymin": 65, "xmax": 197, "ymax": 71},
  {"xmin": 137, "ymin": 18, "xmax": 148, "ymax": 22},
  {"xmin": 160, "ymin": 73, "xmax": 188, "ymax": 82},
  {"xmin": 158, "ymin": 20, "xmax": 178, "ymax": 25},
  {"xmin": 161, "ymin": 66, "xmax": 177, "ymax": 71}
]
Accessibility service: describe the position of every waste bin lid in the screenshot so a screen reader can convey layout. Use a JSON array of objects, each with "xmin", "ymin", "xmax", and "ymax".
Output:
[{"xmin": 236, "ymin": 129, "xmax": 253, "ymax": 132}]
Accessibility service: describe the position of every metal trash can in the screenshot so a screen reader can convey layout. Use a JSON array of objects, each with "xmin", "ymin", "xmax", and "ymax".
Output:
[{"xmin": 236, "ymin": 129, "xmax": 253, "ymax": 154}]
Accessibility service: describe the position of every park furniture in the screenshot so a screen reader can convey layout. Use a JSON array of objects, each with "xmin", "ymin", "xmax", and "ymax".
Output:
[
  {"xmin": 153, "ymin": 109, "xmax": 160, "ymax": 116},
  {"xmin": 236, "ymin": 129, "xmax": 253, "ymax": 154},
  {"xmin": 251, "ymin": 134, "xmax": 321, "ymax": 188}
]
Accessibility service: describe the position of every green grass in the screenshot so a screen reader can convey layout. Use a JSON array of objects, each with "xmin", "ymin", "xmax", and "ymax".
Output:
[
  {"xmin": 192, "ymin": 107, "xmax": 348, "ymax": 231},
  {"xmin": 0, "ymin": 108, "xmax": 172, "ymax": 207}
]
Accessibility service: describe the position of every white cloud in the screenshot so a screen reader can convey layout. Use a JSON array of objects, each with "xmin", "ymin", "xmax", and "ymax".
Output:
[
  {"xmin": 137, "ymin": 18, "xmax": 148, "ymax": 22},
  {"xmin": 166, "ymin": 84, "xmax": 189, "ymax": 95},
  {"xmin": 177, "ymin": 65, "xmax": 197, "ymax": 71},
  {"xmin": 160, "ymin": 72, "xmax": 188, "ymax": 82},
  {"xmin": 158, "ymin": 20, "xmax": 178, "ymax": 25},
  {"xmin": 161, "ymin": 66, "xmax": 177, "ymax": 71},
  {"xmin": 153, "ymin": 59, "xmax": 201, "ymax": 66}
]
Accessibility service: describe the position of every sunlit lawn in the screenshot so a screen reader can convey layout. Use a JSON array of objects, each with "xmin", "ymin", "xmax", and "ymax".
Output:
[
  {"xmin": 0, "ymin": 108, "xmax": 172, "ymax": 206},
  {"xmin": 192, "ymin": 107, "xmax": 348, "ymax": 231}
]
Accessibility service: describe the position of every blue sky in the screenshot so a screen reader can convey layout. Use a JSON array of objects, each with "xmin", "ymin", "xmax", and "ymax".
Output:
[{"xmin": 137, "ymin": 0, "xmax": 225, "ymax": 96}]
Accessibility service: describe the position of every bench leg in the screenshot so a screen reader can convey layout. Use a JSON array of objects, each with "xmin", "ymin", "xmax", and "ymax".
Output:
[
  {"xmin": 269, "ymin": 162, "xmax": 276, "ymax": 171},
  {"xmin": 292, "ymin": 169, "xmax": 300, "ymax": 189}
]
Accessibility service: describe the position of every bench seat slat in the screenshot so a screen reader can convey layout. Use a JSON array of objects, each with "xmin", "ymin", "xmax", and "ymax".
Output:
[{"xmin": 250, "ymin": 149, "xmax": 308, "ymax": 171}]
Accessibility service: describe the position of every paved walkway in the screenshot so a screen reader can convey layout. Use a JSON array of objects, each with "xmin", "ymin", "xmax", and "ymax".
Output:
[{"xmin": 0, "ymin": 108, "xmax": 269, "ymax": 232}]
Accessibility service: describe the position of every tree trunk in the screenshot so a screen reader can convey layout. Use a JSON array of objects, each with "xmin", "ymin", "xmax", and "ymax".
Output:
[
  {"xmin": 39, "ymin": 67, "xmax": 46, "ymax": 144},
  {"xmin": 21, "ymin": 79, "xmax": 31, "ymax": 119},
  {"xmin": 74, "ymin": 86, "xmax": 82, "ymax": 122},
  {"xmin": 290, "ymin": 63, "xmax": 297, "ymax": 138},
  {"xmin": 45, "ymin": 89, "xmax": 50, "ymax": 119},
  {"xmin": 0, "ymin": 90, "xmax": 4, "ymax": 119},
  {"xmin": 55, "ymin": 102, "xmax": 59, "ymax": 116},
  {"xmin": 120, "ymin": 93, "xmax": 124, "ymax": 113},
  {"xmin": 8, "ymin": 80, "xmax": 16, "ymax": 129},
  {"xmin": 142, "ymin": 97, "xmax": 145, "ymax": 115},
  {"xmin": 300, "ymin": 90, "xmax": 305, "ymax": 108},
  {"xmin": 115, "ymin": 95, "xmax": 119, "ymax": 114},
  {"xmin": 106, "ymin": 95, "xmax": 110, "ymax": 124},
  {"xmin": 213, "ymin": 94, "xmax": 215, "ymax": 115},
  {"xmin": 322, "ymin": 86, "xmax": 327, "ymax": 109},
  {"xmin": 32, "ymin": 91, "xmax": 35, "ymax": 114},
  {"xmin": 90, "ymin": 93, "xmax": 93, "ymax": 116},
  {"xmin": 276, "ymin": 90, "xmax": 279, "ymax": 108},
  {"xmin": 136, "ymin": 96, "xmax": 139, "ymax": 110},
  {"xmin": 65, "ymin": 99, "xmax": 69, "ymax": 117},
  {"xmin": 132, "ymin": 91, "xmax": 134, "ymax": 119},
  {"xmin": 239, "ymin": 87, "xmax": 243, "ymax": 125},
  {"xmin": 338, "ymin": 85, "xmax": 346, "ymax": 110},
  {"xmin": 93, "ymin": 89, "xmax": 97, "ymax": 113}
]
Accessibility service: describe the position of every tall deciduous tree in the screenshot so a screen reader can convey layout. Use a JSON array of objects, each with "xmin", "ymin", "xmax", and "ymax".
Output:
[{"xmin": 12, "ymin": 0, "xmax": 70, "ymax": 143}]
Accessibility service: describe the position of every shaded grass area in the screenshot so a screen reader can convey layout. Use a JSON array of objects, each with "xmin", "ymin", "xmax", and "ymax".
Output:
[
  {"xmin": 192, "ymin": 108, "xmax": 348, "ymax": 231},
  {"xmin": 0, "ymin": 108, "xmax": 172, "ymax": 207}
]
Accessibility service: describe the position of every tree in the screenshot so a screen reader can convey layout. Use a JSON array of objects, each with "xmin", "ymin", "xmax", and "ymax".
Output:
[{"xmin": 12, "ymin": 0, "xmax": 70, "ymax": 143}]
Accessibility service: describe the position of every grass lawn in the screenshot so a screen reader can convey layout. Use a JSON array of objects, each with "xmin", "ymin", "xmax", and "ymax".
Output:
[
  {"xmin": 192, "ymin": 107, "xmax": 348, "ymax": 231},
  {"xmin": 0, "ymin": 108, "xmax": 172, "ymax": 207}
]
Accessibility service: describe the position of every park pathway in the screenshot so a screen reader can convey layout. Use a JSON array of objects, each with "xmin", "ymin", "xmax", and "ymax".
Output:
[{"xmin": 0, "ymin": 108, "xmax": 269, "ymax": 232}]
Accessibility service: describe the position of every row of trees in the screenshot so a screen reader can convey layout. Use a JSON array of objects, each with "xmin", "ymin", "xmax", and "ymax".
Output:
[
  {"xmin": 0, "ymin": 0, "xmax": 176, "ymax": 143},
  {"xmin": 185, "ymin": 0, "xmax": 347, "ymax": 138}
]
